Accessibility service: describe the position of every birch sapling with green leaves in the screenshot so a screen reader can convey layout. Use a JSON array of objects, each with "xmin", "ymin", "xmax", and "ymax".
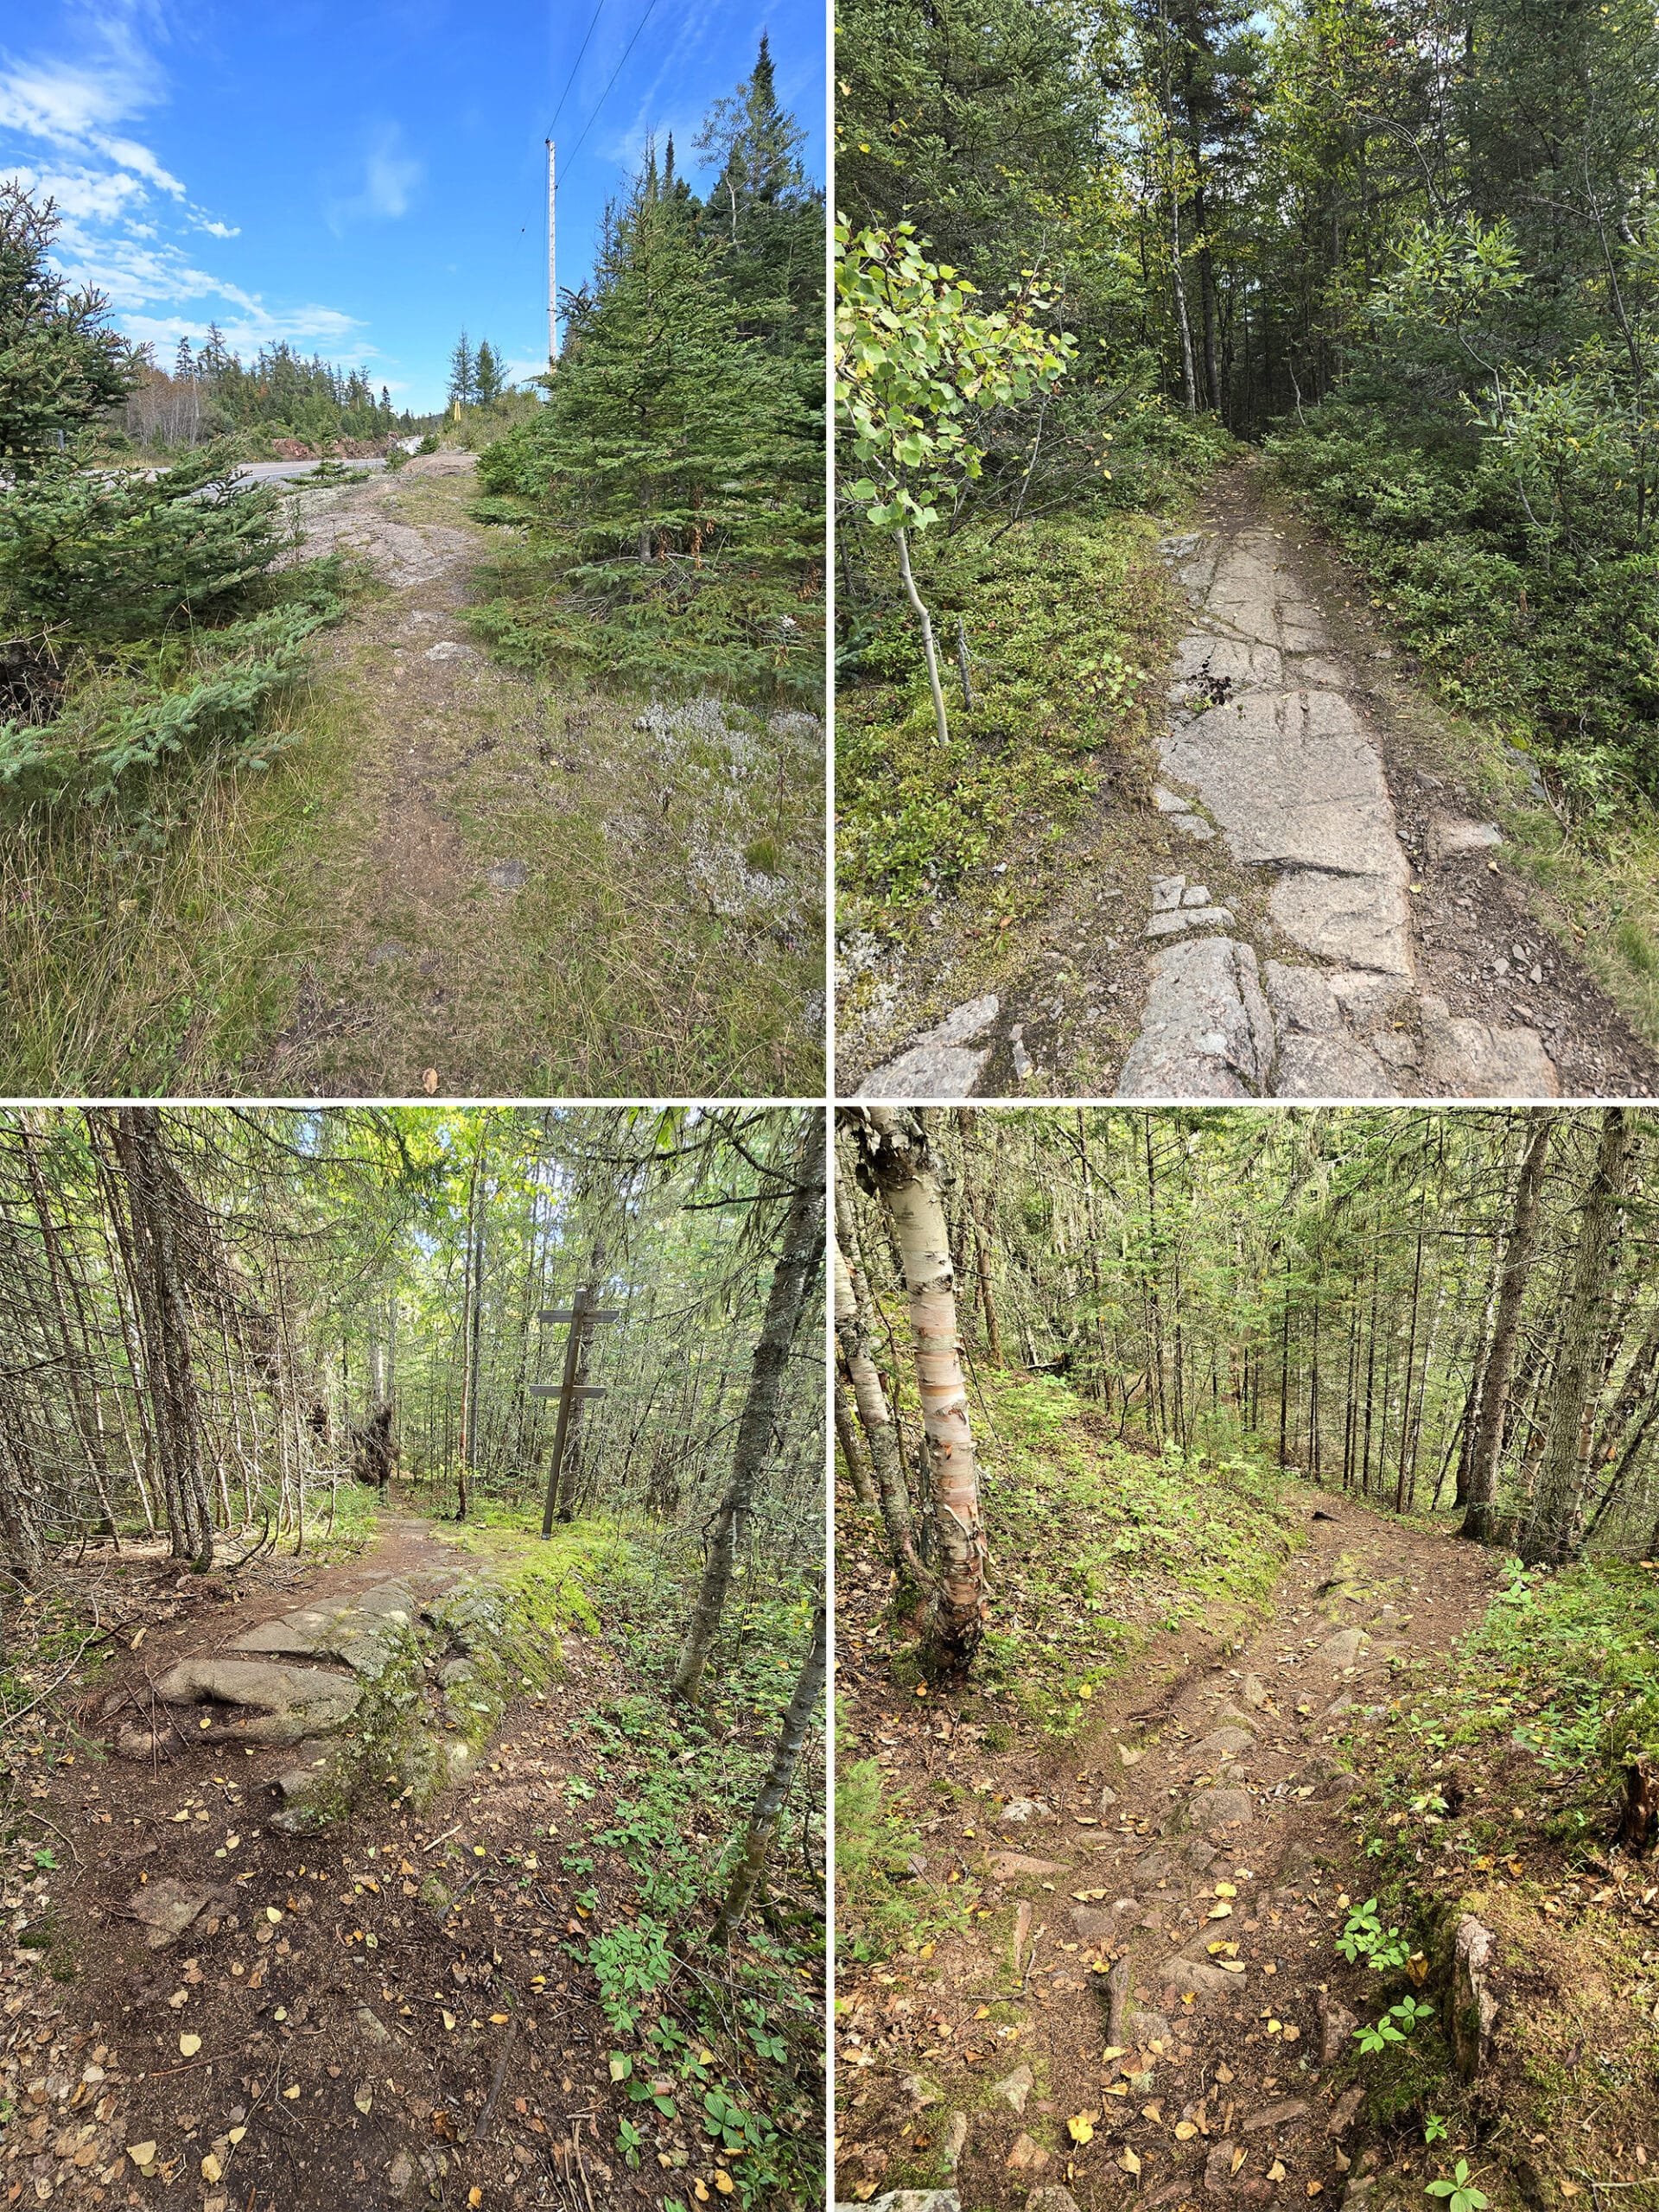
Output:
[{"xmin": 836, "ymin": 220, "xmax": 1076, "ymax": 742}]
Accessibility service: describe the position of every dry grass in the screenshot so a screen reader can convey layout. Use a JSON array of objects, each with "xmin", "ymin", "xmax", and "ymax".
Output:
[{"xmin": 0, "ymin": 502, "xmax": 827, "ymax": 1097}]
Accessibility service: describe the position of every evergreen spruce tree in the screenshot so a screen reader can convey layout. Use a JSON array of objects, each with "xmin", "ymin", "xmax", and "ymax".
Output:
[
  {"xmin": 695, "ymin": 36, "xmax": 823, "ymax": 345},
  {"xmin": 474, "ymin": 53, "xmax": 824, "ymax": 697},
  {"xmin": 474, "ymin": 340, "xmax": 505, "ymax": 404},
  {"xmin": 447, "ymin": 330, "xmax": 477, "ymax": 407},
  {"xmin": 0, "ymin": 182, "xmax": 138, "ymax": 475}
]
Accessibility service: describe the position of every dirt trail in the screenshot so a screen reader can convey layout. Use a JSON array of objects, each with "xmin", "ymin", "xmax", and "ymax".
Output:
[
  {"xmin": 239, "ymin": 454, "xmax": 823, "ymax": 1097},
  {"xmin": 0, "ymin": 1499, "xmax": 644, "ymax": 2212},
  {"xmin": 834, "ymin": 1488, "xmax": 1506, "ymax": 2212},
  {"xmin": 851, "ymin": 463, "xmax": 1659, "ymax": 1100}
]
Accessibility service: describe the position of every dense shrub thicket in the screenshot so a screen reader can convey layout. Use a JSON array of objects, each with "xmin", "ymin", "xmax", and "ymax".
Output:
[{"xmin": 0, "ymin": 188, "xmax": 346, "ymax": 809}]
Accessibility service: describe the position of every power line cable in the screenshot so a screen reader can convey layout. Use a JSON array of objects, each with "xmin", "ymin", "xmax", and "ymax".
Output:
[
  {"xmin": 555, "ymin": 0, "xmax": 664, "ymax": 192},
  {"xmin": 549, "ymin": 0, "xmax": 608, "ymax": 132}
]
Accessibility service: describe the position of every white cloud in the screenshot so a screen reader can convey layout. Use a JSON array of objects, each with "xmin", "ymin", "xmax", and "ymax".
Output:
[
  {"xmin": 327, "ymin": 125, "xmax": 423, "ymax": 232},
  {"xmin": 124, "ymin": 305, "xmax": 366, "ymax": 355},
  {"xmin": 0, "ymin": 10, "xmax": 355, "ymax": 365},
  {"xmin": 502, "ymin": 358, "xmax": 551, "ymax": 389}
]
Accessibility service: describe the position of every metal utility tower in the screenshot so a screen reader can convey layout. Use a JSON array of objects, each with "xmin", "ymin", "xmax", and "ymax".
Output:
[{"xmin": 555, "ymin": 138, "xmax": 570, "ymax": 366}]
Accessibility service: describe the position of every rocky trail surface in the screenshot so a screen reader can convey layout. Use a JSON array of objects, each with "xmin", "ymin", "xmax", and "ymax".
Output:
[
  {"xmin": 852, "ymin": 465, "xmax": 1658, "ymax": 1100},
  {"xmin": 0, "ymin": 1501, "xmax": 656, "ymax": 2212},
  {"xmin": 834, "ymin": 1491, "xmax": 1505, "ymax": 2212}
]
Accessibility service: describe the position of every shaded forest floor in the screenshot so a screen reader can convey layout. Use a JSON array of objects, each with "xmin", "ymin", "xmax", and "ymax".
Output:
[
  {"xmin": 1, "ymin": 455, "xmax": 824, "ymax": 1099},
  {"xmin": 0, "ymin": 1492, "xmax": 824, "ymax": 2211},
  {"xmin": 839, "ymin": 461, "xmax": 1659, "ymax": 1099},
  {"xmin": 834, "ymin": 1373, "xmax": 1659, "ymax": 2212}
]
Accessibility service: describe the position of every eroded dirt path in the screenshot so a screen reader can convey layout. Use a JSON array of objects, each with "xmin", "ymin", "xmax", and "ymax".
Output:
[
  {"xmin": 850, "ymin": 463, "xmax": 1659, "ymax": 1100},
  {"xmin": 834, "ymin": 1488, "xmax": 1504, "ymax": 2212},
  {"xmin": 0, "ymin": 1500, "xmax": 658, "ymax": 2212}
]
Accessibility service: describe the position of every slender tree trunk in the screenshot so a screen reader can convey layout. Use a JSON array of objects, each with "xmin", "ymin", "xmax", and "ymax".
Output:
[
  {"xmin": 715, "ymin": 1593, "xmax": 826, "ymax": 1940},
  {"xmin": 1464, "ymin": 1110, "xmax": 1554, "ymax": 1542},
  {"xmin": 852, "ymin": 1107, "xmax": 988, "ymax": 1673},
  {"xmin": 834, "ymin": 1370, "xmax": 877, "ymax": 1503},
  {"xmin": 674, "ymin": 1122, "xmax": 825, "ymax": 1698},
  {"xmin": 1522, "ymin": 1109, "xmax": 1630, "ymax": 1567},
  {"xmin": 833, "ymin": 1173, "xmax": 921, "ymax": 1578},
  {"xmin": 894, "ymin": 527, "xmax": 950, "ymax": 746},
  {"xmin": 957, "ymin": 1111, "xmax": 1003, "ymax": 1365}
]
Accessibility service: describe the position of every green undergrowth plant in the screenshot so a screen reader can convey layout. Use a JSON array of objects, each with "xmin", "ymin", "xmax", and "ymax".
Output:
[
  {"xmin": 0, "ymin": 442, "xmax": 354, "ymax": 806},
  {"xmin": 938, "ymin": 1370, "xmax": 1303, "ymax": 1732},
  {"xmin": 1265, "ymin": 391, "xmax": 1659, "ymax": 817},
  {"xmin": 836, "ymin": 505, "xmax": 1182, "ymax": 944},
  {"xmin": 1328, "ymin": 1560, "xmax": 1659, "ymax": 2187},
  {"xmin": 834, "ymin": 1737, "xmax": 969, "ymax": 1966},
  {"xmin": 1349, "ymin": 1558, "xmax": 1659, "ymax": 1872},
  {"xmin": 537, "ymin": 1548, "xmax": 823, "ymax": 2210}
]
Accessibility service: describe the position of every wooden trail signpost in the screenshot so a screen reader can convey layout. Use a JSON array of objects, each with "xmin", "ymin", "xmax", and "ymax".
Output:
[{"xmin": 532, "ymin": 1286, "xmax": 618, "ymax": 1538}]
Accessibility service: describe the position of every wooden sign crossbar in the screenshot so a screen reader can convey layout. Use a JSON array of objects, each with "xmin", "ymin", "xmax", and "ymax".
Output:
[{"xmin": 536, "ymin": 1286, "xmax": 620, "ymax": 1540}]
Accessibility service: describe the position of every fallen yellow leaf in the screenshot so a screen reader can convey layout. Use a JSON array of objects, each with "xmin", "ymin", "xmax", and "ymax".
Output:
[
  {"xmin": 1175, "ymin": 2121, "xmax": 1198, "ymax": 2140},
  {"xmin": 1268, "ymin": 2160, "xmax": 1287, "ymax": 2182},
  {"xmin": 715, "ymin": 2172, "xmax": 736, "ymax": 2196},
  {"xmin": 1068, "ymin": 2115, "xmax": 1096, "ymax": 2145},
  {"xmin": 126, "ymin": 2145, "xmax": 157, "ymax": 2169},
  {"xmin": 283, "ymin": 2085, "xmax": 301, "ymax": 2101},
  {"xmin": 1120, "ymin": 2147, "xmax": 1141, "ymax": 2177},
  {"xmin": 1214, "ymin": 1881, "xmax": 1237, "ymax": 1897},
  {"xmin": 177, "ymin": 2033, "xmax": 201, "ymax": 2057},
  {"xmin": 201, "ymin": 2155, "xmax": 222, "ymax": 2183}
]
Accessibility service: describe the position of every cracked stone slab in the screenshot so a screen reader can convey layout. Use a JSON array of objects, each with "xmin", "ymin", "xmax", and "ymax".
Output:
[
  {"xmin": 1170, "ymin": 632, "xmax": 1285, "ymax": 698},
  {"xmin": 152, "ymin": 1656, "xmax": 362, "ymax": 1744},
  {"xmin": 1119, "ymin": 938, "xmax": 1274, "ymax": 1096},
  {"xmin": 855, "ymin": 994, "xmax": 1000, "ymax": 1098},
  {"xmin": 1263, "ymin": 963, "xmax": 1397, "ymax": 1096},
  {"xmin": 1194, "ymin": 531, "xmax": 1328, "ymax": 652},
  {"xmin": 231, "ymin": 1579, "xmax": 419, "ymax": 1677},
  {"xmin": 1161, "ymin": 689, "xmax": 1408, "ymax": 884},
  {"xmin": 1268, "ymin": 867, "xmax": 1413, "ymax": 976},
  {"xmin": 1146, "ymin": 906, "xmax": 1234, "ymax": 939},
  {"xmin": 1419, "ymin": 997, "xmax": 1559, "ymax": 1096}
]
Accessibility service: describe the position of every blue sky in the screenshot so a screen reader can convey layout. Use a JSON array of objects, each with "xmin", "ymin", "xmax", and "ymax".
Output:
[{"xmin": 0, "ymin": 0, "xmax": 825, "ymax": 414}]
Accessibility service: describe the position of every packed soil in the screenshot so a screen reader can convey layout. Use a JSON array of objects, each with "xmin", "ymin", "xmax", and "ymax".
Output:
[
  {"xmin": 0, "ymin": 1498, "xmax": 754, "ymax": 2212},
  {"xmin": 833, "ymin": 1486, "xmax": 1508, "ymax": 2209}
]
